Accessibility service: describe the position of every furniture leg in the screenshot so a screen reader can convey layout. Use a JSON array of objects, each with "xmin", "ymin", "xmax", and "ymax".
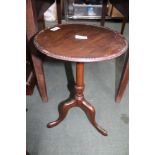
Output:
[
  {"xmin": 110, "ymin": 4, "xmax": 114, "ymax": 17},
  {"xmin": 31, "ymin": 52, "xmax": 48, "ymax": 102},
  {"xmin": 47, "ymin": 62, "xmax": 108, "ymax": 136},
  {"xmin": 56, "ymin": 0, "xmax": 62, "ymax": 24},
  {"xmin": 47, "ymin": 99, "xmax": 76, "ymax": 128},
  {"xmin": 121, "ymin": 17, "xmax": 126, "ymax": 34},
  {"xmin": 27, "ymin": 0, "xmax": 48, "ymax": 102},
  {"xmin": 75, "ymin": 62, "xmax": 108, "ymax": 136},
  {"xmin": 101, "ymin": 0, "xmax": 108, "ymax": 26},
  {"xmin": 115, "ymin": 53, "xmax": 129, "ymax": 102},
  {"xmin": 80, "ymin": 99, "xmax": 108, "ymax": 136}
]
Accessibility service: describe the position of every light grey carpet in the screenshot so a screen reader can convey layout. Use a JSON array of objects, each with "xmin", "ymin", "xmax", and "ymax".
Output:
[{"xmin": 26, "ymin": 20, "xmax": 129, "ymax": 155}]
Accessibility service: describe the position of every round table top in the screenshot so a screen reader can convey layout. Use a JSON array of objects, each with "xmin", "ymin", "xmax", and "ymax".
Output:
[{"xmin": 34, "ymin": 24, "xmax": 128, "ymax": 62}]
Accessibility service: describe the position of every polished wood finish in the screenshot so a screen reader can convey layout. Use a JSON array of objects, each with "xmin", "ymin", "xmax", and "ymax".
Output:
[
  {"xmin": 34, "ymin": 24, "xmax": 128, "ymax": 62},
  {"xmin": 76, "ymin": 62, "xmax": 84, "ymax": 86},
  {"xmin": 47, "ymin": 62, "xmax": 108, "ymax": 136},
  {"xmin": 34, "ymin": 24, "xmax": 128, "ymax": 136},
  {"xmin": 27, "ymin": 0, "xmax": 48, "ymax": 102},
  {"xmin": 116, "ymin": 52, "xmax": 129, "ymax": 102}
]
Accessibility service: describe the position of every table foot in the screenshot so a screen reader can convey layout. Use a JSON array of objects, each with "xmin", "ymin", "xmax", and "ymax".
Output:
[
  {"xmin": 47, "ymin": 98, "xmax": 108, "ymax": 136},
  {"xmin": 47, "ymin": 99, "xmax": 76, "ymax": 128},
  {"xmin": 80, "ymin": 100, "xmax": 108, "ymax": 136}
]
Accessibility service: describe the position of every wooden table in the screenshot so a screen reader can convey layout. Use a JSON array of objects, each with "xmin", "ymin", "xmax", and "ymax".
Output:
[{"xmin": 34, "ymin": 24, "xmax": 128, "ymax": 136}]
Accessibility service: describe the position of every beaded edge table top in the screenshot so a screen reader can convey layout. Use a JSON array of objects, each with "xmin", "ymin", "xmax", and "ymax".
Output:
[{"xmin": 34, "ymin": 24, "xmax": 128, "ymax": 62}]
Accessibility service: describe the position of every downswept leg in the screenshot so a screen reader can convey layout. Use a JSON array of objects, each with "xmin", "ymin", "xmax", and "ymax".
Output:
[
  {"xmin": 80, "ymin": 100, "xmax": 108, "ymax": 136},
  {"xmin": 47, "ymin": 99, "xmax": 76, "ymax": 128}
]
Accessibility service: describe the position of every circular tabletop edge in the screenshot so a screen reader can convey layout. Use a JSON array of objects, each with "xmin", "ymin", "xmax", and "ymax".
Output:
[{"xmin": 33, "ymin": 23, "xmax": 128, "ymax": 62}]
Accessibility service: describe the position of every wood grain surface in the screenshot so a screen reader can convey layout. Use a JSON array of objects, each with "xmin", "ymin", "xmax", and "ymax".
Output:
[{"xmin": 34, "ymin": 24, "xmax": 128, "ymax": 62}]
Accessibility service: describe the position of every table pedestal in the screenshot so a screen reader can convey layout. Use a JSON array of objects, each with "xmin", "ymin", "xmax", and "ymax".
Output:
[{"xmin": 47, "ymin": 62, "xmax": 108, "ymax": 136}]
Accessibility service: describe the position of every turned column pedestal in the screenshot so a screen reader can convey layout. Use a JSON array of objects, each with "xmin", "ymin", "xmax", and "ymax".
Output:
[
  {"xmin": 34, "ymin": 24, "xmax": 128, "ymax": 136},
  {"xmin": 47, "ymin": 62, "xmax": 108, "ymax": 136}
]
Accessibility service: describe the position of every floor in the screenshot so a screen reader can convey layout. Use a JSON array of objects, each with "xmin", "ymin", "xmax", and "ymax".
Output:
[{"xmin": 26, "ymin": 20, "xmax": 129, "ymax": 155}]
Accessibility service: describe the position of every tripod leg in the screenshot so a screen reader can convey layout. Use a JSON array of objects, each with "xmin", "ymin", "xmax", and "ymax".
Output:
[
  {"xmin": 80, "ymin": 100, "xmax": 108, "ymax": 136},
  {"xmin": 47, "ymin": 99, "xmax": 76, "ymax": 128}
]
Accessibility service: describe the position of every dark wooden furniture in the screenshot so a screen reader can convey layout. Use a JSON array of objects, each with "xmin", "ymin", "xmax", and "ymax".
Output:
[
  {"xmin": 26, "ymin": 0, "xmax": 62, "ymax": 101},
  {"xmin": 27, "ymin": 0, "xmax": 48, "ymax": 102},
  {"xmin": 34, "ymin": 24, "xmax": 128, "ymax": 136},
  {"xmin": 108, "ymin": 0, "xmax": 129, "ymax": 102},
  {"xmin": 115, "ymin": 51, "xmax": 129, "ymax": 102},
  {"xmin": 101, "ymin": 0, "xmax": 108, "ymax": 26},
  {"xmin": 109, "ymin": 0, "xmax": 129, "ymax": 34},
  {"xmin": 26, "ymin": 0, "xmax": 109, "ymax": 101},
  {"xmin": 26, "ymin": 41, "xmax": 36, "ymax": 95}
]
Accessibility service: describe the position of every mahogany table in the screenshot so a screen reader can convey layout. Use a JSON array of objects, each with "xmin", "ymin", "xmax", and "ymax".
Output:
[{"xmin": 34, "ymin": 24, "xmax": 128, "ymax": 136}]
